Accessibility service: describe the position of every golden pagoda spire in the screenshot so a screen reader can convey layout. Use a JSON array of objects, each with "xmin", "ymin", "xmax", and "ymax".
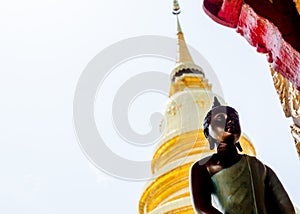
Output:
[
  {"xmin": 169, "ymin": 0, "xmax": 210, "ymax": 96},
  {"xmin": 171, "ymin": 0, "xmax": 204, "ymax": 82},
  {"xmin": 173, "ymin": 0, "xmax": 193, "ymax": 64}
]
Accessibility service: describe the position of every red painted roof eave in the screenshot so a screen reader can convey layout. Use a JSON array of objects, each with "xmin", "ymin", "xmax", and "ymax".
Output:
[{"xmin": 203, "ymin": 0, "xmax": 300, "ymax": 90}]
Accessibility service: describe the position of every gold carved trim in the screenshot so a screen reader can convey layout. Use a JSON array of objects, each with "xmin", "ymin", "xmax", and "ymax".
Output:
[
  {"xmin": 271, "ymin": 68, "xmax": 300, "ymax": 156},
  {"xmin": 271, "ymin": 68, "xmax": 300, "ymax": 119},
  {"xmin": 271, "ymin": 69, "xmax": 290, "ymax": 117},
  {"xmin": 291, "ymin": 124, "xmax": 300, "ymax": 156}
]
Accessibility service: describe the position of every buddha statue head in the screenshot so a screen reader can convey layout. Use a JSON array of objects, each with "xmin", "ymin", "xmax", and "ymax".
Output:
[{"xmin": 203, "ymin": 97, "xmax": 242, "ymax": 151}]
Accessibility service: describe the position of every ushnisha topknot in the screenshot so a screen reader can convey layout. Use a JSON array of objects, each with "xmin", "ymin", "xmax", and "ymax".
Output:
[{"xmin": 212, "ymin": 96, "xmax": 221, "ymax": 109}]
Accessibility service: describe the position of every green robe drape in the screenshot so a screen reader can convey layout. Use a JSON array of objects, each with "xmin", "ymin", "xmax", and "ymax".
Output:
[{"xmin": 211, "ymin": 155, "xmax": 294, "ymax": 214}]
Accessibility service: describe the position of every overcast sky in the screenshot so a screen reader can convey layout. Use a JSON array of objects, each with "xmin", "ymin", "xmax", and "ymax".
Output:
[{"xmin": 0, "ymin": 0, "xmax": 299, "ymax": 213}]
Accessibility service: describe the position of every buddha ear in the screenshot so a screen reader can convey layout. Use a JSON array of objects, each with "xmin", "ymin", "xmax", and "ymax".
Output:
[
  {"xmin": 212, "ymin": 97, "xmax": 221, "ymax": 109},
  {"xmin": 204, "ymin": 126, "xmax": 214, "ymax": 150},
  {"xmin": 208, "ymin": 136, "xmax": 215, "ymax": 150},
  {"xmin": 235, "ymin": 142, "xmax": 243, "ymax": 152}
]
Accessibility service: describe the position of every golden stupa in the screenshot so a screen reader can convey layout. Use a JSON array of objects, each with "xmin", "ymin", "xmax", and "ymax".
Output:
[{"xmin": 139, "ymin": 1, "xmax": 256, "ymax": 213}]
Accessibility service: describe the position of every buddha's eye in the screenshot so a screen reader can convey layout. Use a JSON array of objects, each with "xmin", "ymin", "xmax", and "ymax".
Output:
[{"xmin": 215, "ymin": 114, "xmax": 226, "ymax": 122}]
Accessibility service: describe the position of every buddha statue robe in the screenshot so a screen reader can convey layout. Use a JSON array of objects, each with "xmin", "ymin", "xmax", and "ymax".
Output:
[{"xmin": 211, "ymin": 155, "xmax": 295, "ymax": 214}]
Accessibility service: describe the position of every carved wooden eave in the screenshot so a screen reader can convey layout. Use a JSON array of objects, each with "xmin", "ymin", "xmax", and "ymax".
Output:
[{"xmin": 202, "ymin": 0, "xmax": 300, "ymax": 157}]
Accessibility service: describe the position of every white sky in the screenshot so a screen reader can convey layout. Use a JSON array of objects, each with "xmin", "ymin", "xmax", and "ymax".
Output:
[{"xmin": 0, "ymin": 0, "xmax": 299, "ymax": 213}]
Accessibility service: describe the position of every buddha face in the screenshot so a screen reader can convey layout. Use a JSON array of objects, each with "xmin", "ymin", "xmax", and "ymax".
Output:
[{"xmin": 207, "ymin": 106, "xmax": 241, "ymax": 145}]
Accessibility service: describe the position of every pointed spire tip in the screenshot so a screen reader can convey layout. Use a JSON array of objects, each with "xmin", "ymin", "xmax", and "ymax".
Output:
[{"xmin": 173, "ymin": 0, "xmax": 181, "ymax": 15}]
